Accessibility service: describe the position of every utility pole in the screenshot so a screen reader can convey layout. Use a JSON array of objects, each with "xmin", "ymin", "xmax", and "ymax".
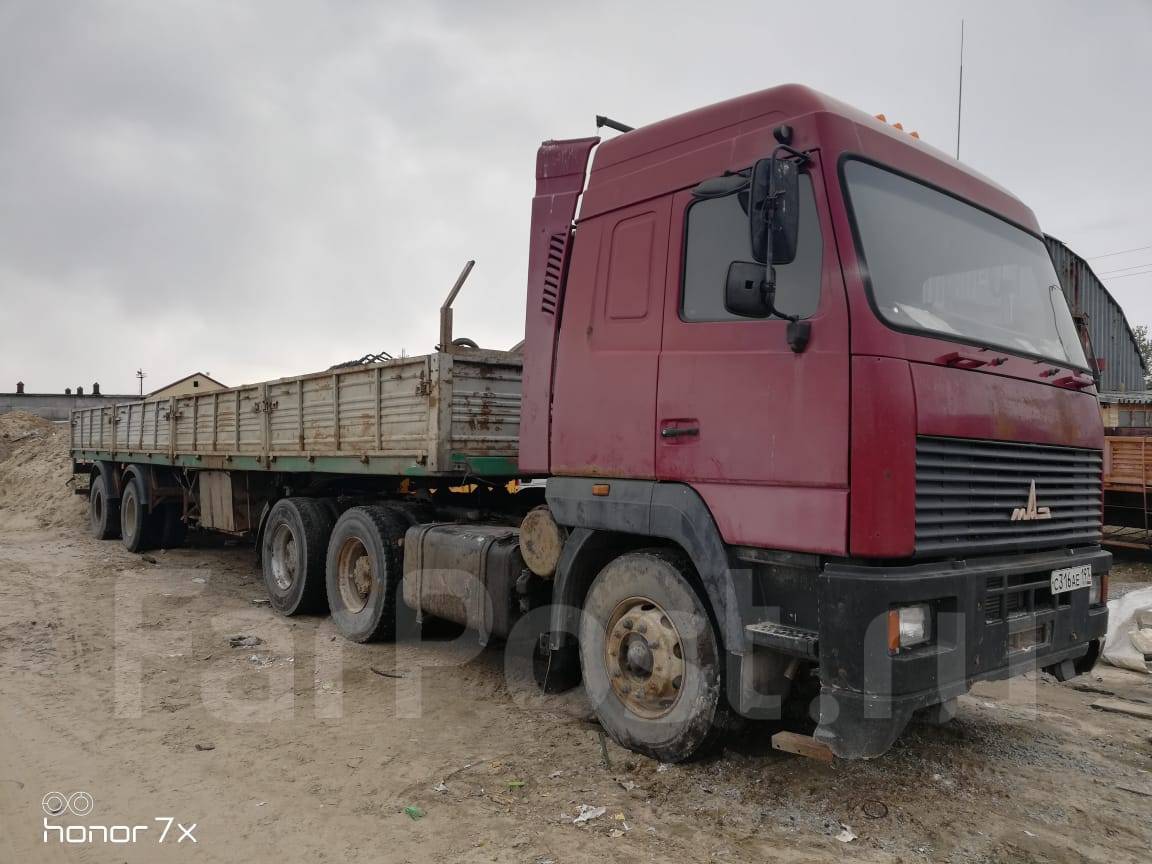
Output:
[
  {"xmin": 136, "ymin": 368, "xmax": 146, "ymax": 396},
  {"xmin": 956, "ymin": 19, "xmax": 965, "ymax": 160}
]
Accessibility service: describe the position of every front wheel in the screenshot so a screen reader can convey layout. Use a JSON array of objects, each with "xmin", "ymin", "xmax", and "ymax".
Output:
[{"xmin": 578, "ymin": 548, "xmax": 728, "ymax": 763}]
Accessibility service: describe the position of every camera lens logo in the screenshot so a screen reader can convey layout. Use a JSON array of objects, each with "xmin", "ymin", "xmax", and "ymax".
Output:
[{"xmin": 42, "ymin": 792, "xmax": 94, "ymax": 817}]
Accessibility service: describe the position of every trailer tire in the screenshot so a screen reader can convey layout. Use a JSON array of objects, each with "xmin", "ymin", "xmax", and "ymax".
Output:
[
  {"xmin": 89, "ymin": 472, "xmax": 120, "ymax": 540},
  {"xmin": 579, "ymin": 548, "xmax": 729, "ymax": 763},
  {"xmin": 261, "ymin": 497, "xmax": 333, "ymax": 616},
  {"xmin": 120, "ymin": 473, "xmax": 161, "ymax": 553},
  {"xmin": 325, "ymin": 505, "xmax": 406, "ymax": 643}
]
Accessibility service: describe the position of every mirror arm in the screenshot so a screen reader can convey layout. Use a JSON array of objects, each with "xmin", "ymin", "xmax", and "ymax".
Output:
[
  {"xmin": 771, "ymin": 143, "xmax": 814, "ymax": 164},
  {"xmin": 751, "ymin": 145, "xmax": 815, "ymax": 327}
]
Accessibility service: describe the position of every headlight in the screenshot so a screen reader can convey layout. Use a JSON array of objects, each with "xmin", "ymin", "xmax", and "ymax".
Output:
[
  {"xmin": 1089, "ymin": 573, "xmax": 1108, "ymax": 606},
  {"xmin": 888, "ymin": 604, "xmax": 932, "ymax": 652}
]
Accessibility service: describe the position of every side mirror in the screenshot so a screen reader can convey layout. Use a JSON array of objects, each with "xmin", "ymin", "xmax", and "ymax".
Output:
[
  {"xmin": 724, "ymin": 261, "xmax": 773, "ymax": 318},
  {"xmin": 750, "ymin": 158, "xmax": 800, "ymax": 265}
]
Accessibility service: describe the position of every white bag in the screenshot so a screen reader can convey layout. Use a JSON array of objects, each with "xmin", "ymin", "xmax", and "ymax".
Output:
[{"xmin": 1102, "ymin": 586, "xmax": 1152, "ymax": 674}]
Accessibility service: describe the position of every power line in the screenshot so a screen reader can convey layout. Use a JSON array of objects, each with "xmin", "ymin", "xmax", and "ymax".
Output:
[
  {"xmin": 1102, "ymin": 268, "xmax": 1152, "ymax": 281},
  {"xmin": 1086, "ymin": 243, "xmax": 1152, "ymax": 261},
  {"xmin": 1097, "ymin": 261, "xmax": 1152, "ymax": 276}
]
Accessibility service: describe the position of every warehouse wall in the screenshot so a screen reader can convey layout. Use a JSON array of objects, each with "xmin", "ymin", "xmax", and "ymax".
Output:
[
  {"xmin": 1046, "ymin": 235, "xmax": 1146, "ymax": 392},
  {"xmin": 0, "ymin": 393, "xmax": 139, "ymax": 422}
]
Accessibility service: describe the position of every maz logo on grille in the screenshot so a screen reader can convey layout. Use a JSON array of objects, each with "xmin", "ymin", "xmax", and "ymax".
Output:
[{"xmin": 1010, "ymin": 480, "xmax": 1052, "ymax": 522}]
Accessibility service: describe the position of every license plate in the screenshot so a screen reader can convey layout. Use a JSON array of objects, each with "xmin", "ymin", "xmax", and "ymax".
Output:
[{"xmin": 1050, "ymin": 564, "xmax": 1093, "ymax": 594}]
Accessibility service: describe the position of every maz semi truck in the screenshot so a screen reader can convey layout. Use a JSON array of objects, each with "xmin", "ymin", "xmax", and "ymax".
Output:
[{"xmin": 72, "ymin": 84, "xmax": 1110, "ymax": 760}]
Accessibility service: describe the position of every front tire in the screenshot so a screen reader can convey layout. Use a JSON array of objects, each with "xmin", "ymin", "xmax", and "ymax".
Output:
[
  {"xmin": 579, "ymin": 548, "xmax": 728, "ymax": 763},
  {"xmin": 260, "ymin": 497, "xmax": 333, "ymax": 615},
  {"xmin": 325, "ymin": 506, "xmax": 406, "ymax": 643}
]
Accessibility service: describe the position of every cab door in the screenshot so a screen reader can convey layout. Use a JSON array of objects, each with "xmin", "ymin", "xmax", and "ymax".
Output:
[
  {"xmin": 551, "ymin": 198, "xmax": 672, "ymax": 478},
  {"xmin": 655, "ymin": 159, "xmax": 851, "ymax": 554}
]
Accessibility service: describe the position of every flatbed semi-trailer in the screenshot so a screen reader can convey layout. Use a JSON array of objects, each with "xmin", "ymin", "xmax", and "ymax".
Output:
[
  {"xmin": 71, "ymin": 349, "xmax": 522, "ymax": 477},
  {"xmin": 73, "ymin": 83, "xmax": 1110, "ymax": 762}
]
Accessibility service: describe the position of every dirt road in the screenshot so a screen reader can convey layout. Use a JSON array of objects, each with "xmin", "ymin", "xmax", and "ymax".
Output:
[{"xmin": 1, "ymin": 421, "xmax": 1151, "ymax": 863}]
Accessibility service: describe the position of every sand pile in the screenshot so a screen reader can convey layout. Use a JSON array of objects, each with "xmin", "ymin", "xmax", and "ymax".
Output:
[{"xmin": 0, "ymin": 411, "xmax": 85, "ymax": 528}]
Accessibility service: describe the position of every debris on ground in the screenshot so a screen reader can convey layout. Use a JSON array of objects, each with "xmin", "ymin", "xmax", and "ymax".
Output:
[
  {"xmin": 403, "ymin": 805, "xmax": 425, "ymax": 820},
  {"xmin": 836, "ymin": 824, "xmax": 857, "ymax": 843},
  {"xmin": 229, "ymin": 635, "xmax": 264, "ymax": 648},
  {"xmin": 370, "ymin": 666, "xmax": 406, "ymax": 678},
  {"xmin": 572, "ymin": 805, "xmax": 606, "ymax": 825}
]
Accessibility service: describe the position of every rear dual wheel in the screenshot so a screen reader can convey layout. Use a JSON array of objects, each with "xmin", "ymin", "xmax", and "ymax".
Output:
[
  {"xmin": 89, "ymin": 472, "xmax": 120, "ymax": 540},
  {"xmin": 260, "ymin": 497, "xmax": 334, "ymax": 615},
  {"xmin": 325, "ymin": 505, "xmax": 407, "ymax": 643},
  {"xmin": 120, "ymin": 474, "xmax": 165, "ymax": 552}
]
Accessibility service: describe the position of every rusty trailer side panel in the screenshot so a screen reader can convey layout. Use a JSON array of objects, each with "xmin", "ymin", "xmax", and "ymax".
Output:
[{"xmin": 70, "ymin": 351, "xmax": 523, "ymax": 476}]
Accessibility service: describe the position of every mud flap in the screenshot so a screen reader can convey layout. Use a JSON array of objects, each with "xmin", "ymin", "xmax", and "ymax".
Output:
[{"xmin": 813, "ymin": 687, "xmax": 916, "ymax": 759}]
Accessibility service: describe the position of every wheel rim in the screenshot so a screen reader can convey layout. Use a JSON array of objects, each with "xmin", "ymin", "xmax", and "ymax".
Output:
[
  {"xmin": 268, "ymin": 523, "xmax": 298, "ymax": 592},
  {"xmin": 336, "ymin": 536, "xmax": 372, "ymax": 613},
  {"xmin": 604, "ymin": 596, "xmax": 686, "ymax": 719}
]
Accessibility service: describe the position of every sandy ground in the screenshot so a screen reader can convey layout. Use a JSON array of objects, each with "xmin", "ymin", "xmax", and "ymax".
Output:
[{"xmin": 1, "ymin": 415, "xmax": 1151, "ymax": 863}]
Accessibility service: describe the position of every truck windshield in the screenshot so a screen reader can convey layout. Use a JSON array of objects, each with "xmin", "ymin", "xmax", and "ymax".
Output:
[{"xmin": 843, "ymin": 160, "xmax": 1089, "ymax": 370}]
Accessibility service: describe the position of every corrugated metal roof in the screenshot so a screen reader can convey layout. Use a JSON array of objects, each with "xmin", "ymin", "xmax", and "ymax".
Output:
[
  {"xmin": 1099, "ymin": 391, "xmax": 1152, "ymax": 404},
  {"xmin": 1045, "ymin": 235, "xmax": 1146, "ymax": 392}
]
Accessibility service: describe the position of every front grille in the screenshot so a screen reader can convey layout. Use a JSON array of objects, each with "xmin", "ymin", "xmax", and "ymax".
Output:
[
  {"xmin": 984, "ymin": 572, "xmax": 1067, "ymax": 622},
  {"xmin": 915, "ymin": 437, "xmax": 1102, "ymax": 556}
]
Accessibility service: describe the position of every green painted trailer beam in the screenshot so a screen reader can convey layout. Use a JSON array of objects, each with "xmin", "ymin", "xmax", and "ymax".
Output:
[{"xmin": 71, "ymin": 449, "xmax": 522, "ymax": 478}]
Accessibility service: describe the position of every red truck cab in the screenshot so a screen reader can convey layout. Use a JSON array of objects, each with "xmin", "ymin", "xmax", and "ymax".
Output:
[{"xmin": 523, "ymin": 85, "xmax": 1109, "ymax": 759}]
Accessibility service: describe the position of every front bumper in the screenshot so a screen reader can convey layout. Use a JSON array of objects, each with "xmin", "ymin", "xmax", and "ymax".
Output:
[{"xmin": 814, "ymin": 546, "xmax": 1110, "ymax": 758}]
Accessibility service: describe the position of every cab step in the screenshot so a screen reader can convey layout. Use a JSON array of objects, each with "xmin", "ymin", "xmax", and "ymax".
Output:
[{"xmin": 745, "ymin": 621, "xmax": 819, "ymax": 659}]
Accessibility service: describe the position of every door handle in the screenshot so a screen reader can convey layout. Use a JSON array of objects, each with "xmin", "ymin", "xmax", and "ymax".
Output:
[
  {"xmin": 1053, "ymin": 373, "xmax": 1094, "ymax": 390},
  {"xmin": 661, "ymin": 426, "xmax": 699, "ymax": 439},
  {"xmin": 935, "ymin": 350, "xmax": 1003, "ymax": 369}
]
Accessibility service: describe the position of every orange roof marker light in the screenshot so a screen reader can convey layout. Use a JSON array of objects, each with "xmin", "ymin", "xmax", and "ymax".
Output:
[{"xmin": 874, "ymin": 113, "xmax": 922, "ymax": 141}]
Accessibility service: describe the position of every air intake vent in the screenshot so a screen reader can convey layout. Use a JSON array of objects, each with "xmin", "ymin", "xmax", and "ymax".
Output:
[
  {"xmin": 541, "ymin": 232, "xmax": 566, "ymax": 316},
  {"xmin": 915, "ymin": 436, "xmax": 1102, "ymax": 556}
]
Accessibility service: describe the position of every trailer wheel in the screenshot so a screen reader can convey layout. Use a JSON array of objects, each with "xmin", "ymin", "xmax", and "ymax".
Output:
[
  {"xmin": 325, "ymin": 505, "xmax": 406, "ymax": 643},
  {"xmin": 260, "ymin": 498, "xmax": 333, "ymax": 615},
  {"xmin": 120, "ymin": 474, "xmax": 161, "ymax": 552},
  {"xmin": 579, "ymin": 548, "xmax": 728, "ymax": 763},
  {"xmin": 89, "ymin": 472, "xmax": 120, "ymax": 540}
]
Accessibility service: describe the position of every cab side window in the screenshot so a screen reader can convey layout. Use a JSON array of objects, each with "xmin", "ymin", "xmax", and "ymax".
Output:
[{"xmin": 681, "ymin": 174, "xmax": 823, "ymax": 321}]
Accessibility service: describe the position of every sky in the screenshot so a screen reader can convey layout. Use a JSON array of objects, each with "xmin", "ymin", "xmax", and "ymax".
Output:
[{"xmin": 1, "ymin": 0, "xmax": 1150, "ymax": 395}]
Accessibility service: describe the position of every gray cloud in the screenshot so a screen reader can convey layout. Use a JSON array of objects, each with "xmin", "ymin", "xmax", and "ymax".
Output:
[{"xmin": 1, "ymin": 0, "xmax": 1150, "ymax": 394}]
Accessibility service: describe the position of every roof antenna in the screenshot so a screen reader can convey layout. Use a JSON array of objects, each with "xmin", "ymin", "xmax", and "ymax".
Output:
[
  {"xmin": 596, "ymin": 115, "xmax": 634, "ymax": 134},
  {"xmin": 956, "ymin": 19, "xmax": 965, "ymax": 159}
]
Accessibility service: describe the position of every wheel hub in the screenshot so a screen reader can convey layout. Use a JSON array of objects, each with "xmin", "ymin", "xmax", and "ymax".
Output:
[
  {"xmin": 605, "ymin": 597, "xmax": 685, "ymax": 719},
  {"xmin": 122, "ymin": 493, "xmax": 137, "ymax": 539},
  {"xmin": 269, "ymin": 524, "xmax": 298, "ymax": 592},
  {"xmin": 336, "ymin": 537, "xmax": 372, "ymax": 613}
]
